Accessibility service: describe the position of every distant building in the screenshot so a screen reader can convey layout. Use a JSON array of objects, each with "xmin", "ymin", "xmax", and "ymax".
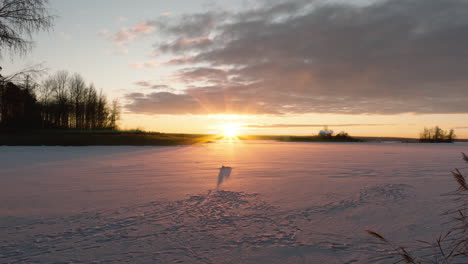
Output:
[{"xmin": 319, "ymin": 126, "xmax": 334, "ymax": 136}]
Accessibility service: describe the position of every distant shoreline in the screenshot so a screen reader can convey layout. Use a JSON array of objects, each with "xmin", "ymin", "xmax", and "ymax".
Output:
[
  {"xmin": 0, "ymin": 131, "xmax": 210, "ymax": 146},
  {"xmin": 0, "ymin": 131, "xmax": 465, "ymax": 146},
  {"xmin": 238, "ymin": 135, "xmax": 362, "ymax": 143}
]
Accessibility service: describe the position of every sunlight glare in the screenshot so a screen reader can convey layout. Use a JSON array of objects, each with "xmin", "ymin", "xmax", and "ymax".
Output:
[{"xmin": 222, "ymin": 123, "xmax": 239, "ymax": 138}]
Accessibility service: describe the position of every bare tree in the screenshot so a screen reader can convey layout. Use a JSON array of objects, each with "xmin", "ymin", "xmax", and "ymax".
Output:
[
  {"xmin": 3, "ymin": 70, "xmax": 119, "ymax": 131},
  {"xmin": 1, "ymin": 63, "xmax": 45, "ymax": 82},
  {"xmin": 95, "ymin": 89, "xmax": 108, "ymax": 129},
  {"xmin": 419, "ymin": 126, "xmax": 456, "ymax": 143},
  {"xmin": 109, "ymin": 99, "xmax": 120, "ymax": 130},
  {"xmin": 85, "ymin": 83, "xmax": 97, "ymax": 129},
  {"xmin": 38, "ymin": 75, "xmax": 52, "ymax": 125},
  {"xmin": 0, "ymin": 0, "xmax": 53, "ymax": 56},
  {"xmin": 68, "ymin": 73, "xmax": 86, "ymax": 129},
  {"xmin": 44, "ymin": 70, "xmax": 69, "ymax": 128}
]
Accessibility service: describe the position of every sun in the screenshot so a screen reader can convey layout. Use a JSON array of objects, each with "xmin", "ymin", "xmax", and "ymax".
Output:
[{"xmin": 222, "ymin": 123, "xmax": 239, "ymax": 138}]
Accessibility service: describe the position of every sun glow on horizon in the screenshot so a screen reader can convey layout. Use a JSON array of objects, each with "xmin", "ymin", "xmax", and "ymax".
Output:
[{"xmin": 221, "ymin": 123, "xmax": 240, "ymax": 138}]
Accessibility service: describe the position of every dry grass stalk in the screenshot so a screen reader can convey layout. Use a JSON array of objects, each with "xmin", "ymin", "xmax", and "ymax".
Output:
[
  {"xmin": 367, "ymin": 153, "xmax": 468, "ymax": 263},
  {"xmin": 452, "ymin": 169, "xmax": 467, "ymax": 191},
  {"xmin": 462, "ymin": 152, "xmax": 468, "ymax": 163}
]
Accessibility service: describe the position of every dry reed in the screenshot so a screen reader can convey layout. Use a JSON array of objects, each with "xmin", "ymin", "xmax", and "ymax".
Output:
[{"xmin": 367, "ymin": 153, "xmax": 468, "ymax": 263}]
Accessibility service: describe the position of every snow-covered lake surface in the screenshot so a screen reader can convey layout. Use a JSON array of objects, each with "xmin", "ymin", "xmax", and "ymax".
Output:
[{"xmin": 1, "ymin": 141, "xmax": 467, "ymax": 263}]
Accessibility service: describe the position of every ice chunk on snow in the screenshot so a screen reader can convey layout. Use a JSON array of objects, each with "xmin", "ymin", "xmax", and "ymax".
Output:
[{"xmin": 217, "ymin": 166, "xmax": 232, "ymax": 187}]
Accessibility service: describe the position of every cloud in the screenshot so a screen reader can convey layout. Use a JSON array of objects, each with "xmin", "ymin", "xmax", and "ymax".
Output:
[
  {"xmin": 129, "ymin": 60, "xmax": 158, "ymax": 69},
  {"xmin": 177, "ymin": 67, "xmax": 228, "ymax": 85},
  {"xmin": 134, "ymin": 81, "xmax": 176, "ymax": 93},
  {"xmin": 153, "ymin": 11, "xmax": 224, "ymax": 38},
  {"xmin": 163, "ymin": 56, "xmax": 196, "ymax": 65},
  {"xmin": 125, "ymin": 87, "xmax": 280, "ymax": 115},
  {"xmin": 135, "ymin": 81, "xmax": 152, "ymax": 87},
  {"xmin": 134, "ymin": 81, "xmax": 176, "ymax": 92},
  {"xmin": 125, "ymin": 92, "xmax": 207, "ymax": 115},
  {"xmin": 109, "ymin": 22, "xmax": 156, "ymax": 46},
  {"xmin": 158, "ymin": 36, "xmax": 213, "ymax": 54},
  {"xmin": 110, "ymin": 30, "xmax": 134, "ymax": 46},
  {"xmin": 133, "ymin": 22, "xmax": 156, "ymax": 34},
  {"xmin": 245, "ymin": 124, "xmax": 396, "ymax": 128},
  {"xmin": 150, "ymin": 85, "xmax": 173, "ymax": 90},
  {"xmin": 125, "ymin": 0, "xmax": 468, "ymax": 115}
]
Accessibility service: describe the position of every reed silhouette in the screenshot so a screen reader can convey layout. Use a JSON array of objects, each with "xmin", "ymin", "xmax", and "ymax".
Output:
[{"xmin": 367, "ymin": 153, "xmax": 468, "ymax": 263}]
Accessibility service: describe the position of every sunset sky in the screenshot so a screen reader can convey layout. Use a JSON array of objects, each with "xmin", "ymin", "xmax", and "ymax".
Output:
[{"xmin": 4, "ymin": 0, "xmax": 468, "ymax": 138}]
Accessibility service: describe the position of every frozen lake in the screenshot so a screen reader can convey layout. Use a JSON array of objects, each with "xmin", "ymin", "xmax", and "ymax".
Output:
[{"xmin": 1, "ymin": 141, "xmax": 467, "ymax": 263}]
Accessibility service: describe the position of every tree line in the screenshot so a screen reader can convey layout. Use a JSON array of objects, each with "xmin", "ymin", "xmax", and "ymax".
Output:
[
  {"xmin": 0, "ymin": 71, "xmax": 119, "ymax": 131},
  {"xmin": 419, "ymin": 126, "xmax": 455, "ymax": 143},
  {"xmin": 0, "ymin": 1, "xmax": 118, "ymax": 131}
]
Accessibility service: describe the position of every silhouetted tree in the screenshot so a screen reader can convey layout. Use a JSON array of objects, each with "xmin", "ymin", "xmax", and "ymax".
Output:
[
  {"xmin": 0, "ymin": 70, "xmax": 119, "ymax": 131},
  {"xmin": 0, "ymin": 79, "xmax": 40, "ymax": 129},
  {"xmin": 0, "ymin": 0, "xmax": 53, "ymax": 56},
  {"xmin": 448, "ymin": 129, "xmax": 455, "ymax": 142},
  {"xmin": 69, "ymin": 73, "xmax": 86, "ymax": 129},
  {"xmin": 50, "ymin": 71, "xmax": 69, "ymax": 128},
  {"xmin": 0, "ymin": 0, "xmax": 52, "ymax": 125},
  {"xmin": 108, "ymin": 99, "xmax": 119, "ymax": 130},
  {"xmin": 335, "ymin": 131, "xmax": 350, "ymax": 140},
  {"xmin": 419, "ymin": 126, "xmax": 455, "ymax": 143},
  {"xmin": 85, "ymin": 83, "xmax": 97, "ymax": 129}
]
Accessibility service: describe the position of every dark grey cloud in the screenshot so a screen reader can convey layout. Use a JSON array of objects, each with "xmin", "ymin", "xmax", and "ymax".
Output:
[
  {"xmin": 158, "ymin": 37, "xmax": 213, "ymax": 54},
  {"xmin": 246, "ymin": 123, "xmax": 396, "ymax": 128},
  {"xmin": 134, "ymin": 81, "xmax": 175, "ymax": 91},
  {"xmin": 153, "ymin": 11, "xmax": 225, "ymax": 38},
  {"xmin": 135, "ymin": 81, "xmax": 151, "ymax": 87},
  {"xmin": 177, "ymin": 67, "xmax": 229, "ymax": 84},
  {"xmin": 126, "ymin": 0, "xmax": 468, "ymax": 115},
  {"xmin": 125, "ymin": 87, "xmax": 281, "ymax": 115},
  {"xmin": 149, "ymin": 85, "xmax": 171, "ymax": 90}
]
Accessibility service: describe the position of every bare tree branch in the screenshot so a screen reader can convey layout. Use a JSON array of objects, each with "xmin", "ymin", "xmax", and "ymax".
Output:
[{"xmin": 0, "ymin": 0, "xmax": 54, "ymax": 57}]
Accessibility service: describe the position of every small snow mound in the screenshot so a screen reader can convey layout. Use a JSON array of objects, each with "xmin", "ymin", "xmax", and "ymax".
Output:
[
  {"xmin": 304, "ymin": 184, "xmax": 414, "ymax": 214},
  {"xmin": 357, "ymin": 184, "xmax": 414, "ymax": 203}
]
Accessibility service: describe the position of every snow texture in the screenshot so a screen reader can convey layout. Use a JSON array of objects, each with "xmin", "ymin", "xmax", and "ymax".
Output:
[{"xmin": 1, "ymin": 141, "xmax": 467, "ymax": 263}]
